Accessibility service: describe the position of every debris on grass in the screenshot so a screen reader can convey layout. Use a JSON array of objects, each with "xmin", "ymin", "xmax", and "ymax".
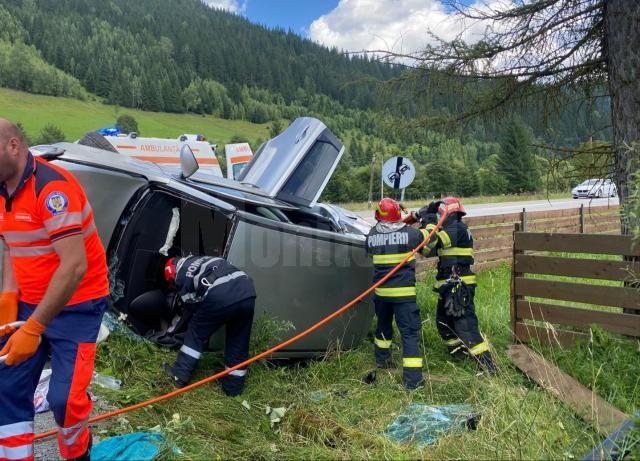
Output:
[
  {"xmin": 267, "ymin": 406, "xmax": 287, "ymax": 427},
  {"xmin": 384, "ymin": 403, "xmax": 479, "ymax": 448},
  {"xmin": 91, "ymin": 432, "xmax": 173, "ymax": 461}
]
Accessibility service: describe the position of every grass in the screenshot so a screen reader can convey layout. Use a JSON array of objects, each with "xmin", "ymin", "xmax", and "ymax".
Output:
[
  {"xmin": 0, "ymin": 88, "xmax": 270, "ymax": 144},
  {"xmin": 340, "ymin": 192, "xmax": 571, "ymax": 211},
  {"xmin": 91, "ymin": 264, "xmax": 639, "ymax": 460}
]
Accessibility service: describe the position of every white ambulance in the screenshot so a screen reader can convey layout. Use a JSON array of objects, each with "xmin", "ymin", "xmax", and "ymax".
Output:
[
  {"xmin": 224, "ymin": 143, "xmax": 253, "ymax": 180},
  {"xmin": 104, "ymin": 133, "xmax": 223, "ymax": 177}
]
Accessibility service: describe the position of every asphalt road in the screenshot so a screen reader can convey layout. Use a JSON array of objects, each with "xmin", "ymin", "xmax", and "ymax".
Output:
[{"xmin": 355, "ymin": 197, "xmax": 619, "ymax": 224}]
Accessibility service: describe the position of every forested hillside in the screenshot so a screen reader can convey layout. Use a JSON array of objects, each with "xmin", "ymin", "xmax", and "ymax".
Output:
[{"xmin": 0, "ymin": 0, "xmax": 613, "ymax": 202}]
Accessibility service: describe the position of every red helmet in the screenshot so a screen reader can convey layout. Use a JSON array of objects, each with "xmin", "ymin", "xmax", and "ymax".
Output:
[
  {"xmin": 164, "ymin": 257, "xmax": 177, "ymax": 285},
  {"xmin": 375, "ymin": 198, "xmax": 402, "ymax": 222},
  {"xmin": 439, "ymin": 197, "xmax": 466, "ymax": 216}
]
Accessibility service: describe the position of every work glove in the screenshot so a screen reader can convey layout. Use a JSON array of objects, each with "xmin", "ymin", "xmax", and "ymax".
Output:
[
  {"xmin": 0, "ymin": 317, "xmax": 45, "ymax": 366},
  {"xmin": 0, "ymin": 292, "xmax": 19, "ymax": 336}
]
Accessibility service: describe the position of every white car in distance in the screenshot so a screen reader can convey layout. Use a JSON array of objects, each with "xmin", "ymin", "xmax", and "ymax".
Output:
[{"xmin": 572, "ymin": 178, "xmax": 617, "ymax": 199}]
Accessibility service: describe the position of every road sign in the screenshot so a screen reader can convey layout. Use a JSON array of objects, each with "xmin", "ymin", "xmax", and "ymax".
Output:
[{"xmin": 382, "ymin": 156, "xmax": 415, "ymax": 190}]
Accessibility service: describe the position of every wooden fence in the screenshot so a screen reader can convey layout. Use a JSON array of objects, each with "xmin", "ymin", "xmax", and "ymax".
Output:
[
  {"xmin": 511, "ymin": 231, "xmax": 640, "ymax": 346},
  {"xmin": 416, "ymin": 204, "xmax": 620, "ymax": 276}
]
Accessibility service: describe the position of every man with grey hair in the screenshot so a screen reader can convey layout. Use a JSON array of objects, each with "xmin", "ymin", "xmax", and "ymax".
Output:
[{"xmin": 0, "ymin": 119, "xmax": 109, "ymax": 460}]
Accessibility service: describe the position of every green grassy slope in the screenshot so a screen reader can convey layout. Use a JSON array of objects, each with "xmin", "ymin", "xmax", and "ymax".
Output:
[
  {"xmin": 0, "ymin": 88, "xmax": 271, "ymax": 144},
  {"xmin": 92, "ymin": 265, "xmax": 639, "ymax": 459}
]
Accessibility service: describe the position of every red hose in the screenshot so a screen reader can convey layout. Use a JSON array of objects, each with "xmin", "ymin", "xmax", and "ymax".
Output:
[{"xmin": 34, "ymin": 209, "xmax": 447, "ymax": 440}]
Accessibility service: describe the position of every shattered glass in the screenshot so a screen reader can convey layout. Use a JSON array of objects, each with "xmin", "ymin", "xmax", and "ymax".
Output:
[
  {"xmin": 385, "ymin": 403, "xmax": 479, "ymax": 448},
  {"xmin": 108, "ymin": 255, "xmax": 126, "ymax": 303}
]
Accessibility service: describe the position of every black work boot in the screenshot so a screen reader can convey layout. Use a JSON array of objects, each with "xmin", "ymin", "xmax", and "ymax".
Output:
[
  {"xmin": 162, "ymin": 362, "xmax": 187, "ymax": 388},
  {"xmin": 444, "ymin": 338, "xmax": 466, "ymax": 360},
  {"xmin": 476, "ymin": 352, "xmax": 497, "ymax": 375},
  {"xmin": 448, "ymin": 344, "xmax": 467, "ymax": 360}
]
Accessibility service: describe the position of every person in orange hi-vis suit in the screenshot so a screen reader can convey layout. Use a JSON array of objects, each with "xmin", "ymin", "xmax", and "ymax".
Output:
[{"xmin": 0, "ymin": 119, "xmax": 109, "ymax": 461}]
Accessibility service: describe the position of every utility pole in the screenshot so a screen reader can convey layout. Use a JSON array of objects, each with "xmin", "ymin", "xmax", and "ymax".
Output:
[
  {"xmin": 367, "ymin": 153, "xmax": 375, "ymax": 209},
  {"xmin": 380, "ymin": 154, "xmax": 384, "ymax": 200}
]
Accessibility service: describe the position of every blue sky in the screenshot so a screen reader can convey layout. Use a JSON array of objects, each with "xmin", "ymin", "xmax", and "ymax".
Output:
[
  {"xmin": 244, "ymin": 0, "xmax": 340, "ymax": 36},
  {"xmin": 205, "ymin": 0, "xmax": 482, "ymax": 53}
]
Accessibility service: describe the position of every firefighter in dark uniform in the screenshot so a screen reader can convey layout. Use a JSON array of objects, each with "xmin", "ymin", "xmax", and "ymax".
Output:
[
  {"xmin": 162, "ymin": 256, "xmax": 256, "ymax": 396},
  {"xmin": 412, "ymin": 197, "xmax": 496, "ymax": 373},
  {"xmin": 366, "ymin": 198, "xmax": 431, "ymax": 389}
]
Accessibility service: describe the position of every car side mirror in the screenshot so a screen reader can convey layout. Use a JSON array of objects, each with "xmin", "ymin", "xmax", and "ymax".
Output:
[{"xmin": 180, "ymin": 144, "xmax": 199, "ymax": 179}]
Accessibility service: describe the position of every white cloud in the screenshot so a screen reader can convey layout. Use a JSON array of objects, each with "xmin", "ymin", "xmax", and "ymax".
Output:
[
  {"xmin": 309, "ymin": 0, "xmax": 505, "ymax": 58},
  {"xmin": 201, "ymin": 0, "xmax": 247, "ymax": 14}
]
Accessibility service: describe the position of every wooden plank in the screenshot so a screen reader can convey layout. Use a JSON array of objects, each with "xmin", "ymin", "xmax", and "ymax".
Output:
[
  {"xmin": 473, "ymin": 258, "xmax": 511, "ymax": 272},
  {"xmin": 529, "ymin": 215, "xmax": 581, "ymax": 228},
  {"xmin": 514, "ymin": 254, "xmax": 639, "ymax": 281},
  {"xmin": 465, "ymin": 212, "xmax": 523, "ymax": 226},
  {"xmin": 475, "ymin": 235, "xmax": 513, "ymax": 250},
  {"xmin": 475, "ymin": 247, "xmax": 512, "ymax": 263},
  {"xmin": 515, "ymin": 277, "xmax": 640, "ymax": 311},
  {"xmin": 470, "ymin": 223, "xmax": 516, "ymax": 239},
  {"xmin": 514, "ymin": 232, "xmax": 640, "ymax": 256},
  {"xmin": 516, "ymin": 300, "xmax": 640, "ymax": 337},
  {"xmin": 506, "ymin": 344, "xmax": 628, "ymax": 435},
  {"xmin": 514, "ymin": 322, "xmax": 587, "ymax": 347}
]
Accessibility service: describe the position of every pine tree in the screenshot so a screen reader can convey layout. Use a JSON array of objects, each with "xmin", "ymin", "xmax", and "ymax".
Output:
[{"xmin": 497, "ymin": 119, "xmax": 540, "ymax": 193}]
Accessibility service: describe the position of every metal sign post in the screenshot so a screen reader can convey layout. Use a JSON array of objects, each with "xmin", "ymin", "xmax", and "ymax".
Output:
[{"xmin": 382, "ymin": 156, "xmax": 415, "ymax": 203}]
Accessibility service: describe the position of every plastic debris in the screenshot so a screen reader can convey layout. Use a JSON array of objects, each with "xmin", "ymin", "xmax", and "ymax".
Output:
[
  {"xmin": 309, "ymin": 391, "xmax": 329, "ymax": 402},
  {"xmin": 91, "ymin": 432, "xmax": 170, "ymax": 461},
  {"xmin": 92, "ymin": 372, "xmax": 122, "ymax": 390},
  {"xmin": 241, "ymin": 400, "xmax": 251, "ymax": 410},
  {"xmin": 385, "ymin": 403, "xmax": 479, "ymax": 448},
  {"xmin": 265, "ymin": 406, "xmax": 287, "ymax": 427},
  {"xmin": 97, "ymin": 323, "xmax": 110, "ymax": 344}
]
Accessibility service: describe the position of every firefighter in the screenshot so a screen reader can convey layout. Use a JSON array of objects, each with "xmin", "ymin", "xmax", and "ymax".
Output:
[
  {"xmin": 0, "ymin": 119, "xmax": 110, "ymax": 460},
  {"xmin": 162, "ymin": 255, "xmax": 256, "ymax": 396},
  {"xmin": 366, "ymin": 198, "xmax": 431, "ymax": 389},
  {"xmin": 413, "ymin": 197, "xmax": 496, "ymax": 374}
]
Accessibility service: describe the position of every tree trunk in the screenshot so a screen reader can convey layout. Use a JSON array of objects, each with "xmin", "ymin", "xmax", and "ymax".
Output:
[{"xmin": 604, "ymin": 0, "xmax": 640, "ymax": 234}]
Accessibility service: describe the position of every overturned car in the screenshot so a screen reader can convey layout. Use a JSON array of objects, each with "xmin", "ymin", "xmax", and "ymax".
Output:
[{"xmin": 33, "ymin": 118, "xmax": 374, "ymax": 357}]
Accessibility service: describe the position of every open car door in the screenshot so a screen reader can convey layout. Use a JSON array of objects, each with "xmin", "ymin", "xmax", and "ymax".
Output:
[{"xmin": 238, "ymin": 118, "xmax": 344, "ymax": 208}]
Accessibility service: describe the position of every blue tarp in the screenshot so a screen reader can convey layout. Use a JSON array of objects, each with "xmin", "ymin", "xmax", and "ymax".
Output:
[
  {"xmin": 385, "ymin": 403, "xmax": 478, "ymax": 448},
  {"xmin": 92, "ymin": 432, "xmax": 165, "ymax": 461}
]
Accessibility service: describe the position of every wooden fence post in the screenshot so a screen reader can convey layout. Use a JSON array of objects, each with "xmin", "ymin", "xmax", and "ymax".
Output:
[
  {"xmin": 521, "ymin": 208, "xmax": 528, "ymax": 232},
  {"xmin": 510, "ymin": 223, "xmax": 523, "ymax": 342},
  {"xmin": 580, "ymin": 204, "xmax": 585, "ymax": 233}
]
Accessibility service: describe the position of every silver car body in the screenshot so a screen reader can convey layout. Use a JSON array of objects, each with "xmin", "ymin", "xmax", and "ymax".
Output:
[{"xmin": 33, "ymin": 118, "xmax": 373, "ymax": 357}]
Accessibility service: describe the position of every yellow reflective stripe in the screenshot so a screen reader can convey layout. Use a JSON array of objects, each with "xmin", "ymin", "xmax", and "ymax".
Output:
[
  {"xmin": 438, "ymin": 247, "xmax": 474, "ymax": 257},
  {"xmin": 374, "ymin": 338, "xmax": 392, "ymax": 349},
  {"xmin": 433, "ymin": 275, "xmax": 477, "ymax": 289},
  {"xmin": 375, "ymin": 286, "xmax": 417, "ymax": 297},
  {"xmin": 469, "ymin": 341, "xmax": 490, "ymax": 356},
  {"xmin": 419, "ymin": 228, "xmax": 430, "ymax": 239},
  {"xmin": 403, "ymin": 357, "xmax": 423, "ymax": 368},
  {"xmin": 437, "ymin": 229, "xmax": 452, "ymax": 248},
  {"xmin": 372, "ymin": 253, "xmax": 416, "ymax": 265}
]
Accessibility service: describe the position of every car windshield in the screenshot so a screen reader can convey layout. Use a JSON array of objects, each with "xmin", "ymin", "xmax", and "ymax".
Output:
[{"xmin": 582, "ymin": 179, "xmax": 600, "ymax": 186}]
